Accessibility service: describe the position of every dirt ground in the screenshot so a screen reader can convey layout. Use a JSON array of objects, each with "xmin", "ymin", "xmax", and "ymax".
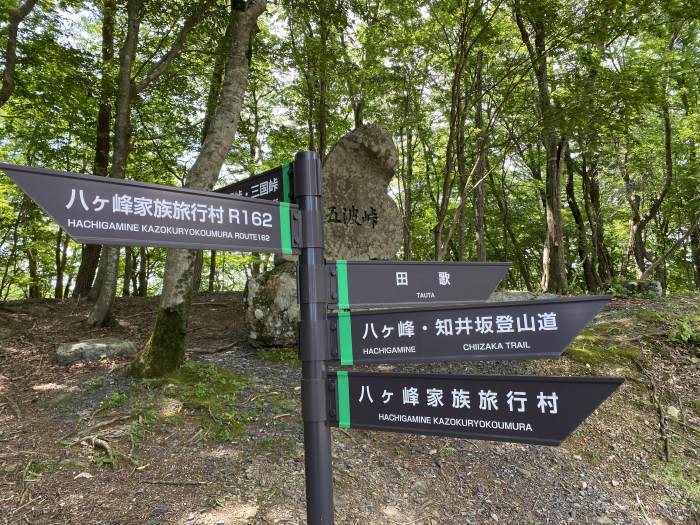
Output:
[{"xmin": 0, "ymin": 292, "xmax": 698, "ymax": 525}]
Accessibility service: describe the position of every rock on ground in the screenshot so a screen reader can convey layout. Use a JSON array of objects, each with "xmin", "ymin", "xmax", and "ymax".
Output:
[
  {"xmin": 488, "ymin": 291, "xmax": 558, "ymax": 302},
  {"xmin": 245, "ymin": 261, "xmax": 299, "ymax": 347},
  {"xmin": 56, "ymin": 338, "xmax": 136, "ymax": 366},
  {"xmin": 322, "ymin": 124, "xmax": 402, "ymax": 260},
  {"xmin": 246, "ymin": 124, "xmax": 401, "ymax": 346}
]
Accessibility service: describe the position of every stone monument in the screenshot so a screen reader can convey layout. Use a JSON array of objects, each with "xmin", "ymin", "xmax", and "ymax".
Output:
[{"xmin": 246, "ymin": 125, "xmax": 402, "ymax": 346}]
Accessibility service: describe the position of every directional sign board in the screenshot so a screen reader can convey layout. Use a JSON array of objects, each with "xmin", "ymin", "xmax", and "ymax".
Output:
[
  {"xmin": 215, "ymin": 163, "xmax": 293, "ymax": 203},
  {"xmin": 328, "ymin": 372, "xmax": 623, "ymax": 446},
  {"xmin": 0, "ymin": 163, "xmax": 299, "ymax": 254},
  {"xmin": 327, "ymin": 260, "xmax": 510, "ymax": 308},
  {"xmin": 328, "ymin": 296, "xmax": 610, "ymax": 365}
]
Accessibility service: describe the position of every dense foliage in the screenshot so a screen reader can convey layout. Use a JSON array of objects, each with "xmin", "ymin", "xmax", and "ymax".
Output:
[{"xmin": 1, "ymin": 0, "xmax": 698, "ymax": 302}]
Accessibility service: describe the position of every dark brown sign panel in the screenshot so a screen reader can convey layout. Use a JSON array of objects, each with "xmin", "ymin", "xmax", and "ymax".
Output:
[
  {"xmin": 1, "ymin": 163, "xmax": 299, "ymax": 254},
  {"xmin": 215, "ymin": 164, "xmax": 293, "ymax": 203},
  {"xmin": 328, "ymin": 296, "xmax": 610, "ymax": 365},
  {"xmin": 327, "ymin": 260, "xmax": 510, "ymax": 308},
  {"xmin": 329, "ymin": 372, "xmax": 623, "ymax": 446}
]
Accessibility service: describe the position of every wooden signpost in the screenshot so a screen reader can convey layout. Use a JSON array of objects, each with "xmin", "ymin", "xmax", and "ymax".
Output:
[{"xmin": 2, "ymin": 151, "xmax": 623, "ymax": 525}]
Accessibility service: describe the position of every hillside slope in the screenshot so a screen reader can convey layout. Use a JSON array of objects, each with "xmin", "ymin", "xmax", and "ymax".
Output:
[{"xmin": 0, "ymin": 293, "xmax": 698, "ymax": 524}]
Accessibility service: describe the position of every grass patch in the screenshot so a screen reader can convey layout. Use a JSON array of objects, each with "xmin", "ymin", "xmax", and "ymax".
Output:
[
  {"xmin": 98, "ymin": 391, "xmax": 129, "ymax": 410},
  {"xmin": 83, "ymin": 376, "xmax": 105, "ymax": 393},
  {"xmin": 254, "ymin": 349, "xmax": 300, "ymax": 366},
  {"xmin": 668, "ymin": 314, "xmax": 700, "ymax": 345},
  {"xmin": 145, "ymin": 362, "xmax": 253, "ymax": 442},
  {"xmin": 652, "ymin": 459, "xmax": 700, "ymax": 508},
  {"xmin": 26, "ymin": 459, "xmax": 61, "ymax": 479},
  {"xmin": 565, "ymin": 328, "xmax": 640, "ymax": 369}
]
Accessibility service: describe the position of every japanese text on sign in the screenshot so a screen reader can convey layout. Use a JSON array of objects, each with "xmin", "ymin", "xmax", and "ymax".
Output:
[
  {"xmin": 360, "ymin": 312, "xmax": 558, "ymax": 340},
  {"xmin": 356, "ymin": 385, "xmax": 559, "ymax": 415},
  {"xmin": 66, "ymin": 188, "xmax": 274, "ymax": 228},
  {"xmin": 326, "ymin": 205, "xmax": 378, "ymax": 228}
]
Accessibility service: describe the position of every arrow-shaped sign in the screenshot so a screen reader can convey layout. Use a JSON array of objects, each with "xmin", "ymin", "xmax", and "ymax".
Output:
[
  {"xmin": 328, "ymin": 372, "xmax": 623, "ymax": 446},
  {"xmin": 328, "ymin": 296, "xmax": 610, "ymax": 365},
  {"xmin": 215, "ymin": 163, "xmax": 293, "ymax": 203},
  {"xmin": 327, "ymin": 260, "xmax": 510, "ymax": 308},
  {"xmin": 1, "ymin": 163, "xmax": 299, "ymax": 254}
]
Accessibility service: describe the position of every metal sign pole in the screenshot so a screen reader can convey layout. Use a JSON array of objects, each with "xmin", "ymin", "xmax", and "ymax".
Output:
[{"xmin": 295, "ymin": 151, "xmax": 334, "ymax": 524}]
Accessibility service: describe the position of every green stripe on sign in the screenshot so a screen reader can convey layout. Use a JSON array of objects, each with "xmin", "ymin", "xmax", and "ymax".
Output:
[
  {"xmin": 337, "ymin": 371, "xmax": 350, "ymax": 428},
  {"xmin": 279, "ymin": 202, "xmax": 292, "ymax": 254},
  {"xmin": 338, "ymin": 311, "xmax": 353, "ymax": 366},
  {"xmin": 336, "ymin": 259, "xmax": 349, "ymax": 309},
  {"xmin": 282, "ymin": 163, "xmax": 292, "ymax": 203}
]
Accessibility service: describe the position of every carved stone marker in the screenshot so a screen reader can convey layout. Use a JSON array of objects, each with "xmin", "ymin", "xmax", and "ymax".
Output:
[
  {"xmin": 246, "ymin": 124, "xmax": 402, "ymax": 345},
  {"xmin": 322, "ymin": 124, "xmax": 402, "ymax": 260}
]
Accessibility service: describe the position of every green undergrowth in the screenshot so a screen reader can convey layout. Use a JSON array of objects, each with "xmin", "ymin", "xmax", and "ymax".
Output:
[
  {"xmin": 145, "ymin": 362, "xmax": 253, "ymax": 441},
  {"xmin": 565, "ymin": 296, "xmax": 700, "ymax": 371},
  {"xmin": 254, "ymin": 348, "xmax": 300, "ymax": 366},
  {"xmin": 652, "ymin": 459, "xmax": 700, "ymax": 510},
  {"xmin": 565, "ymin": 320, "xmax": 642, "ymax": 370},
  {"xmin": 75, "ymin": 361, "xmax": 297, "ymax": 449}
]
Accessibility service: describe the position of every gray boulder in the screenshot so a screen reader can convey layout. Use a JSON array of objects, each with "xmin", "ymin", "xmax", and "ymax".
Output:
[
  {"xmin": 245, "ymin": 261, "xmax": 299, "ymax": 346},
  {"xmin": 56, "ymin": 338, "xmax": 136, "ymax": 366},
  {"xmin": 621, "ymin": 280, "xmax": 662, "ymax": 297},
  {"xmin": 245, "ymin": 125, "xmax": 402, "ymax": 346},
  {"xmin": 488, "ymin": 291, "xmax": 558, "ymax": 302},
  {"xmin": 322, "ymin": 124, "xmax": 402, "ymax": 260}
]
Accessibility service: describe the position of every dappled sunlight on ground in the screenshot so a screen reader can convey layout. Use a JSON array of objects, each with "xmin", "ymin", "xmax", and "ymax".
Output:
[
  {"xmin": 186, "ymin": 499, "xmax": 259, "ymax": 524},
  {"xmin": 31, "ymin": 382, "xmax": 70, "ymax": 392}
]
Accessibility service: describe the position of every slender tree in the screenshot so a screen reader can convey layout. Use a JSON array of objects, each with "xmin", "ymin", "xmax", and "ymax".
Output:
[{"xmin": 129, "ymin": 0, "xmax": 267, "ymax": 377}]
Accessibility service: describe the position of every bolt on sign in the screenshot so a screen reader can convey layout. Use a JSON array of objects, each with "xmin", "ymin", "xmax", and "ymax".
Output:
[
  {"xmin": 0, "ymin": 163, "xmax": 299, "ymax": 254},
  {"xmin": 215, "ymin": 163, "xmax": 293, "ymax": 203},
  {"xmin": 2, "ymin": 153, "xmax": 624, "ymax": 525},
  {"xmin": 328, "ymin": 295, "xmax": 610, "ymax": 365},
  {"xmin": 328, "ymin": 372, "xmax": 623, "ymax": 446},
  {"xmin": 326, "ymin": 260, "xmax": 511, "ymax": 308}
]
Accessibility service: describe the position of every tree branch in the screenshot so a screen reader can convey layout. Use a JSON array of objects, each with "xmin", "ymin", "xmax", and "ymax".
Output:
[
  {"xmin": 0, "ymin": 0, "xmax": 38, "ymax": 107},
  {"xmin": 640, "ymin": 216, "xmax": 700, "ymax": 280},
  {"xmin": 132, "ymin": 0, "xmax": 213, "ymax": 95},
  {"xmin": 639, "ymin": 104, "xmax": 673, "ymax": 230}
]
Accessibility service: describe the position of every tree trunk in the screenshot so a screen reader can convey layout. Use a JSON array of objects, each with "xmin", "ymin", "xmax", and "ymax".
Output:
[
  {"xmin": 138, "ymin": 246, "xmax": 147, "ymax": 296},
  {"xmin": 88, "ymin": 251, "xmax": 106, "ymax": 302},
  {"xmin": 691, "ymin": 228, "xmax": 700, "ymax": 291},
  {"xmin": 641, "ymin": 216, "xmax": 700, "ymax": 281},
  {"xmin": 64, "ymin": 274, "xmax": 73, "ymax": 299},
  {"xmin": 580, "ymin": 155, "xmax": 612, "ymax": 286},
  {"xmin": 565, "ymin": 150, "xmax": 598, "ymax": 292},
  {"xmin": 488, "ymin": 171, "xmax": 534, "ymax": 292},
  {"xmin": 73, "ymin": 0, "xmax": 114, "ymax": 299},
  {"xmin": 433, "ymin": 5, "xmax": 474, "ymax": 260},
  {"xmin": 54, "ymin": 229, "xmax": 68, "ymax": 300},
  {"xmin": 541, "ymin": 138, "xmax": 568, "ymax": 292},
  {"xmin": 123, "ymin": 247, "xmax": 133, "ymax": 296},
  {"xmin": 622, "ymin": 104, "xmax": 674, "ymax": 278},
  {"xmin": 474, "ymin": 51, "xmax": 486, "ymax": 262},
  {"xmin": 87, "ymin": 0, "xmax": 141, "ymax": 326},
  {"xmin": 88, "ymin": 0, "xmax": 209, "ymax": 325},
  {"xmin": 87, "ymin": 247, "xmax": 119, "ymax": 326},
  {"xmin": 192, "ymin": 251, "xmax": 204, "ymax": 292},
  {"xmin": 72, "ymin": 244, "xmax": 102, "ymax": 298},
  {"xmin": 208, "ymin": 250, "xmax": 217, "ymax": 292},
  {"xmin": 514, "ymin": 1, "xmax": 567, "ymax": 294},
  {"xmin": 129, "ymin": 0, "xmax": 267, "ymax": 378},
  {"xmin": 25, "ymin": 248, "xmax": 41, "ymax": 298},
  {"xmin": 317, "ymin": 13, "xmax": 329, "ymax": 163},
  {"xmin": 0, "ymin": 0, "xmax": 38, "ymax": 107},
  {"xmin": 402, "ymin": 127, "xmax": 413, "ymax": 261}
]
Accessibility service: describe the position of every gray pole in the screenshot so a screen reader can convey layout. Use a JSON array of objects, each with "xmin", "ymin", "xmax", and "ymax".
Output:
[{"xmin": 295, "ymin": 151, "xmax": 334, "ymax": 524}]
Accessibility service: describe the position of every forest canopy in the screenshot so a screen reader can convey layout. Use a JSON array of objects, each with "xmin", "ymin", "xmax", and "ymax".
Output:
[{"xmin": 1, "ymin": 0, "xmax": 699, "ymax": 303}]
